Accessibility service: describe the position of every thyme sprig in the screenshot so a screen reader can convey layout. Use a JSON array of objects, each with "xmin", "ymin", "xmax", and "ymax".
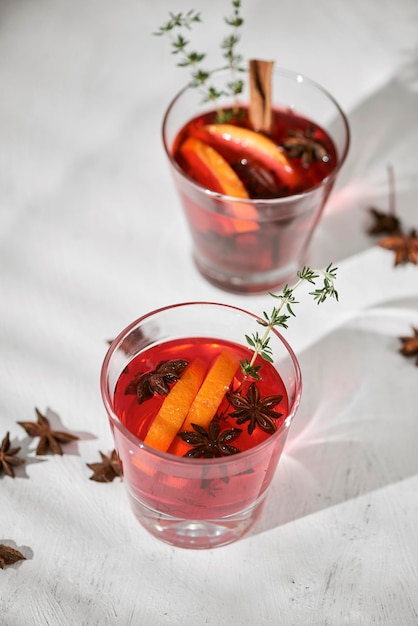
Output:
[
  {"xmin": 221, "ymin": 1, "xmax": 245, "ymax": 97},
  {"xmin": 155, "ymin": 1, "xmax": 245, "ymax": 105},
  {"xmin": 241, "ymin": 264, "xmax": 339, "ymax": 379}
]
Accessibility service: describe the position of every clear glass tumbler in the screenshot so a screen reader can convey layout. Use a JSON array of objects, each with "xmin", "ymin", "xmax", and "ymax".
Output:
[
  {"xmin": 100, "ymin": 302, "xmax": 302, "ymax": 549},
  {"xmin": 162, "ymin": 68, "xmax": 350, "ymax": 293}
]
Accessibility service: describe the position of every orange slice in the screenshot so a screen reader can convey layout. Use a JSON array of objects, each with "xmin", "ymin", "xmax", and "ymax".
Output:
[
  {"xmin": 180, "ymin": 136, "xmax": 249, "ymax": 199},
  {"xmin": 168, "ymin": 350, "xmax": 239, "ymax": 457},
  {"xmin": 180, "ymin": 136, "xmax": 259, "ymax": 233},
  {"xmin": 201, "ymin": 124, "xmax": 300, "ymax": 189},
  {"xmin": 143, "ymin": 358, "xmax": 207, "ymax": 452},
  {"xmin": 182, "ymin": 350, "xmax": 239, "ymax": 431}
]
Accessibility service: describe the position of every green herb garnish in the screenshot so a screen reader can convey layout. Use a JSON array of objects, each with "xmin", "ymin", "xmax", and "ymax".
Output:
[
  {"xmin": 241, "ymin": 264, "xmax": 339, "ymax": 379},
  {"xmin": 154, "ymin": 1, "xmax": 245, "ymax": 106}
]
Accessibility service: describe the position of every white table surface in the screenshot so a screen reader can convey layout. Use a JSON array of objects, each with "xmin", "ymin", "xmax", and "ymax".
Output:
[{"xmin": 1, "ymin": 1, "xmax": 418, "ymax": 624}]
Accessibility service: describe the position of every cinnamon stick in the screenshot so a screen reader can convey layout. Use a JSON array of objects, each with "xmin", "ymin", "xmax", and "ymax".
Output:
[{"xmin": 248, "ymin": 59, "xmax": 274, "ymax": 133}]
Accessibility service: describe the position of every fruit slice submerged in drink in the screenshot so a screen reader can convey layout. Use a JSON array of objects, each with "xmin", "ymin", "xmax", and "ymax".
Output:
[
  {"xmin": 168, "ymin": 349, "xmax": 239, "ymax": 456},
  {"xmin": 198, "ymin": 124, "xmax": 300, "ymax": 190},
  {"xmin": 180, "ymin": 137, "xmax": 249, "ymax": 199},
  {"xmin": 179, "ymin": 136, "xmax": 260, "ymax": 232},
  {"xmin": 143, "ymin": 358, "xmax": 207, "ymax": 452},
  {"xmin": 143, "ymin": 350, "xmax": 238, "ymax": 454},
  {"xmin": 183, "ymin": 349, "xmax": 238, "ymax": 430}
]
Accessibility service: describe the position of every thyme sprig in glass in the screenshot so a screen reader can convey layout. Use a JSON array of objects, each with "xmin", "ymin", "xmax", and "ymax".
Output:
[
  {"xmin": 154, "ymin": 1, "xmax": 245, "ymax": 106},
  {"xmin": 241, "ymin": 264, "xmax": 339, "ymax": 380}
]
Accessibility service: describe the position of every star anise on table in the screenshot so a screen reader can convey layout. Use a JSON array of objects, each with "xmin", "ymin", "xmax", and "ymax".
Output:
[
  {"xmin": 281, "ymin": 126, "xmax": 329, "ymax": 167},
  {"xmin": 178, "ymin": 420, "xmax": 242, "ymax": 458},
  {"xmin": 399, "ymin": 327, "xmax": 418, "ymax": 366},
  {"xmin": 227, "ymin": 382, "xmax": 283, "ymax": 435},
  {"xmin": 0, "ymin": 544, "xmax": 26, "ymax": 569},
  {"xmin": 87, "ymin": 450, "xmax": 122, "ymax": 482},
  {"xmin": 18, "ymin": 408, "xmax": 79, "ymax": 455},
  {"xmin": 378, "ymin": 228, "xmax": 418, "ymax": 266},
  {"xmin": 124, "ymin": 359, "xmax": 189, "ymax": 404},
  {"xmin": 0, "ymin": 432, "xmax": 26, "ymax": 478},
  {"xmin": 367, "ymin": 166, "xmax": 401, "ymax": 236},
  {"xmin": 367, "ymin": 165, "xmax": 418, "ymax": 265},
  {"xmin": 367, "ymin": 207, "xmax": 401, "ymax": 235}
]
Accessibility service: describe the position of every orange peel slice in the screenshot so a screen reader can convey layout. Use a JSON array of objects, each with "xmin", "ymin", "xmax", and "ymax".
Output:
[
  {"xmin": 168, "ymin": 349, "xmax": 239, "ymax": 458},
  {"xmin": 180, "ymin": 136, "xmax": 259, "ymax": 233},
  {"xmin": 201, "ymin": 123, "xmax": 300, "ymax": 189},
  {"xmin": 143, "ymin": 358, "xmax": 207, "ymax": 452},
  {"xmin": 180, "ymin": 136, "xmax": 249, "ymax": 199}
]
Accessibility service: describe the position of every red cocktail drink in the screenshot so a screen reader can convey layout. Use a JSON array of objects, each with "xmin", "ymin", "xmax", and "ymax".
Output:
[
  {"xmin": 101, "ymin": 303, "xmax": 302, "ymax": 549},
  {"xmin": 114, "ymin": 337, "xmax": 288, "ymax": 522},
  {"xmin": 163, "ymin": 68, "xmax": 349, "ymax": 293}
]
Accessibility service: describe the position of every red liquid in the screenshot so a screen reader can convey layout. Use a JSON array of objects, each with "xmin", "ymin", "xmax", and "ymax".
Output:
[
  {"xmin": 173, "ymin": 106, "xmax": 337, "ymax": 199},
  {"xmin": 114, "ymin": 337, "xmax": 289, "ymax": 455},
  {"xmin": 111, "ymin": 338, "xmax": 291, "ymax": 524},
  {"xmin": 170, "ymin": 107, "xmax": 339, "ymax": 288}
]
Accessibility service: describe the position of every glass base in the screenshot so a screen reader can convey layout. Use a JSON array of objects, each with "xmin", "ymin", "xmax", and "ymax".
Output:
[
  {"xmin": 126, "ymin": 488, "xmax": 267, "ymax": 549},
  {"xmin": 193, "ymin": 252, "xmax": 301, "ymax": 294}
]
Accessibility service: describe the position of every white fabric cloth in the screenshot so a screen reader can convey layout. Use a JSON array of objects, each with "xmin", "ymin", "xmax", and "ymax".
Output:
[{"xmin": 1, "ymin": 1, "xmax": 418, "ymax": 624}]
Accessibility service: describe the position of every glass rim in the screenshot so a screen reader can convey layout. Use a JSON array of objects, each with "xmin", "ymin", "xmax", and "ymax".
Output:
[
  {"xmin": 162, "ymin": 66, "xmax": 351, "ymax": 204},
  {"xmin": 100, "ymin": 301, "xmax": 302, "ymax": 466}
]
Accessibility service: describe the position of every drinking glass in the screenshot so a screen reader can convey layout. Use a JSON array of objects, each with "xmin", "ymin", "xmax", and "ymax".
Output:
[
  {"xmin": 162, "ymin": 68, "xmax": 350, "ymax": 293},
  {"xmin": 100, "ymin": 302, "xmax": 302, "ymax": 549}
]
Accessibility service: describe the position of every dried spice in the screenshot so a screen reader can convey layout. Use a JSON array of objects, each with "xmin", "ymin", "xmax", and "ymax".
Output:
[
  {"xmin": 232, "ymin": 159, "xmax": 285, "ymax": 199},
  {"xmin": 0, "ymin": 544, "xmax": 26, "ymax": 569},
  {"xmin": 368, "ymin": 165, "xmax": 401, "ymax": 235},
  {"xmin": 281, "ymin": 126, "xmax": 329, "ymax": 167},
  {"xmin": 249, "ymin": 59, "xmax": 274, "ymax": 132},
  {"xmin": 378, "ymin": 229, "xmax": 418, "ymax": 266},
  {"xmin": 227, "ymin": 382, "xmax": 283, "ymax": 434},
  {"xmin": 368, "ymin": 165, "xmax": 418, "ymax": 265},
  {"xmin": 18, "ymin": 408, "xmax": 79, "ymax": 456},
  {"xmin": 87, "ymin": 450, "xmax": 122, "ymax": 482},
  {"xmin": 0, "ymin": 432, "xmax": 26, "ymax": 478},
  {"xmin": 399, "ymin": 327, "xmax": 418, "ymax": 366},
  {"xmin": 368, "ymin": 207, "xmax": 401, "ymax": 236},
  {"xmin": 124, "ymin": 359, "xmax": 189, "ymax": 404},
  {"xmin": 178, "ymin": 420, "xmax": 242, "ymax": 458}
]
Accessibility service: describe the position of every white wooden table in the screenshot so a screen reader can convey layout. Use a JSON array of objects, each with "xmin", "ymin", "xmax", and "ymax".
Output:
[{"xmin": 1, "ymin": 0, "xmax": 418, "ymax": 623}]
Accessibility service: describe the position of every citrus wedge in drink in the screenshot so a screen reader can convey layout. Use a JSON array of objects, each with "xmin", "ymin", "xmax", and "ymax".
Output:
[
  {"xmin": 179, "ymin": 136, "xmax": 249, "ymax": 198},
  {"xmin": 143, "ymin": 359, "xmax": 207, "ymax": 452},
  {"xmin": 199, "ymin": 124, "xmax": 300, "ymax": 189}
]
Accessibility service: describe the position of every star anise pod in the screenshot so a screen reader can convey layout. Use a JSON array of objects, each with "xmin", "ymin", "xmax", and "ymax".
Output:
[
  {"xmin": 367, "ymin": 207, "xmax": 401, "ymax": 235},
  {"xmin": 87, "ymin": 450, "xmax": 122, "ymax": 482},
  {"xmin": 18, "ymin": 408, "xmax": 79, "ymax": 455},
  {"xmin": 178, "ymin": 420, "xmax": 242, "ymax": 458},
  {"xmin": 368, "ymin": 165, "xmax": 402, "ymax": 236},
  {"xmin": 281, "ymin": 126, "xmax": 329, "ymax": 167},
  {"xmin": 227, "ymin": 382, "xmax": 283, "ymax": 435},
  {"xmin": 0, "ymin": 544, "xmax": 26, "ymax": 569},
  {"xmin": 399, "ymin": 327, "xmax": 418, "ymax": 366},
  {"xmin": 124, "ymin": 359, "xmax": 189, "ymax": 404},
  {"xmin": 0, "ymin": 432, "xmax": 26, "ymax": 478},
  {"xmin": 378, "ymin": 228, "xmax": 418, "ymax": 265}
]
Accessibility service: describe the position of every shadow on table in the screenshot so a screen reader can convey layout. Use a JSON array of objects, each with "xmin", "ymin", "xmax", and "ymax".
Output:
[
  {"xmin": 251, "ymin": 296, "xmax": 418, "ymax": 537},
  {"xmin": 307, "ymin": 68, "xmax": 418, "ymax": 269}
]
